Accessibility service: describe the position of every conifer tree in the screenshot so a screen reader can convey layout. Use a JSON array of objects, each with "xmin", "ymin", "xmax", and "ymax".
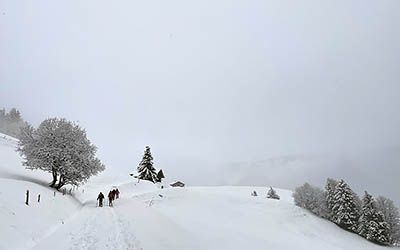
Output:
[
  {"xmin": 359, "ymin": 192, "xmax": 390, "ymax": 245},
  {"xmin": 155, "ymin": 169, "xmax": 165, "ymax": 183},
  {"xmin": 137, "ymin": 146, "xmax": 157, "ymax": 183},
  {"xmin": 376, "ymin": 196, "xmax": 400, "ymax": 245},
  {"xmin": 326, "ymin": 178, "xmax": 338, "ymax": 221},
  {"xmin": 332, "ymin": 179, "xmax": 360, "ymax": 232}
]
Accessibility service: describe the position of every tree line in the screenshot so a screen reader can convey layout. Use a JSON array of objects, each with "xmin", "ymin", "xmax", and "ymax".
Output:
[
  {"xmin": 293, "ymin": 179, "xmax": 400, "ymax": 246},
  {"xmin": 0, "ymin": 107, "xmax": 29, "ymax": 139}
]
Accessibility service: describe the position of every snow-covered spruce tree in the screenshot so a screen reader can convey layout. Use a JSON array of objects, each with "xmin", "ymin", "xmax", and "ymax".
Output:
[
  {"xmin": 325, "ymin": 178, "xmax": 338, "ymax": 221},
  {"xmin": 293, "ymin": 182, "xmax": 328, "ymax": 218},
  {"xmin": 376, "ymin": 196, "xmax": 400, "ymax": 245},
  {"xmin": 267, "ymin": 186, "xmax": 280, "ymax": 200},
  {"xmin": 137, "ymin": 146, "xmax": 157, "ymax": 183},
  {"xmin": 358, "ymin": 192, "xmax": 390, "ymax": 245},
  {"xmin": 17, "ymin": 118, "xmax": 105, "ymax": 189},
  {"xmin": 331, "ymin": 179, "xmax": 360, "ymax": 232}
]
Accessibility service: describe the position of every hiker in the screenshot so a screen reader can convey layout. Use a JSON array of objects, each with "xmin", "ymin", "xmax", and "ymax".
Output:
[
  {"xmin": 115, "ymin": 188, "xmax": 120, "ymax": 199},
  {"xmin": 108, "ymin": 190, "xmax": 114, "ymax": 207},
  {"xmin": 97, "ymin": 192, "xmax": 105, "ymax": 207},
  {"xmin": 112, "ymin": 189, "xmax": 117, "ymax": 200}
]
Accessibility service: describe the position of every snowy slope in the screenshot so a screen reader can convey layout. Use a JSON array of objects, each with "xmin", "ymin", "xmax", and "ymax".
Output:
[
  {"xmin": 0, "ymin": 132, "xmax": 392, "ymax": 250},
  {"xmin": 29, "ymin": 184, "xmax": 389, "ymax": 250},
  {"xmin": 0, "ymin": 133, "xmax": 82, "ymax": 250}
]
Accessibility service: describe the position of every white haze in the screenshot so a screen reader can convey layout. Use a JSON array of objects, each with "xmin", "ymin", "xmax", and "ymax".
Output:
[{"xmin": 1, "ymin": 1, "xmax": 399, "ymax": 202}]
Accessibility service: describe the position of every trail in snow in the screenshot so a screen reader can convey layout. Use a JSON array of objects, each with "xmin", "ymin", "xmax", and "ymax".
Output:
[
  {"xmin": 29, "ymin": 182, "xmax": 201, "ymax": 250},
  {"xmin": 31, "ymin": 202, "xmax": 142, "ymax": 250}
]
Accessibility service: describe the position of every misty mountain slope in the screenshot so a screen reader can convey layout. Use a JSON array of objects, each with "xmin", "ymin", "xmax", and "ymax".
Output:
[{"xmin": 0, "ymin": 133, "xmax": 82, "ymax": 250}]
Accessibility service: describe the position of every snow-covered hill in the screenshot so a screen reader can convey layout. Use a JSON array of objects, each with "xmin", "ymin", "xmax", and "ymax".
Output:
[{"xmin": 0, "ymin": 133, "xmax": 390, "ymax": 250}]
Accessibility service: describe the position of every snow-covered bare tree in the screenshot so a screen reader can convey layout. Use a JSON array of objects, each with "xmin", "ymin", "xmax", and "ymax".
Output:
[
  {"xmin": 293, "ymin": 182, "xmax": 328, "ymax": 218},
  {"xmin": 267, "ymin": 186, "xmax": 280, "ymax": 200},
  {"xmin": 137, "ymin": 146, "xmax": 157, "ymax": 183},
  {"xmin": 331, "ymin": 179, "xmax": 360, "ymax": 232},
  {"xmin": 17, "ymin": 118, "xmax": 105, "ymax": 189},
  {"xmin": 376, "ymin": 196, "xmax": 400, "ymax": 245},
  {"xmin": 358, "ymin": 192, "xmax": 390, "ymax": 245}
]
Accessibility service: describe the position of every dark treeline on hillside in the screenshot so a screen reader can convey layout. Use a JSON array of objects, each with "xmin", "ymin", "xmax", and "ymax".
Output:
[
  {"xmin": 293, "ymin": 179, "xmax": 400, "ymax": 246},
  {"xmin": 0, "ymin": 107, "xmax": 29, "ymax": 139}
]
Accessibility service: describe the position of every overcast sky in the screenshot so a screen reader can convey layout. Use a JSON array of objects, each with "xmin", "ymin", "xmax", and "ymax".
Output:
[{"xmin": 1, "ymin": 1, "xmax": 399, "ymax": 186}]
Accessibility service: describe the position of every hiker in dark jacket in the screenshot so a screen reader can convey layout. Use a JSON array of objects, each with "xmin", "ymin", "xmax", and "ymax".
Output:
[
  {"xmin": 97, "ymin": 192, "xmax": 105, "ymax": 207},
  {"xmin": 115, "ymin": 188, "xmax": 120, "ymax": 199},
  {"xmin": 108, "ymin": 191, "xmax": 114, "ymax": 207}
]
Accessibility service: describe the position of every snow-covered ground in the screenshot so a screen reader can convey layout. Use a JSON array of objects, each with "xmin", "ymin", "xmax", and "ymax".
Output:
[
  {"xmin": 0, "ymin": 133, "xmax": 391, "ymax": 250},
  {"xmin": 0, "ymin": 133, "xmax": 81, "ymax": 250}
]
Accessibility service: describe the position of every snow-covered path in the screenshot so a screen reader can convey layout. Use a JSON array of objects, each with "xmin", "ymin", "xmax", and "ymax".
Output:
[
  {"xmin": 31, "ymin": 201, "xmax": 141, "ymax": 250},
  {"xmin": 29, "ymin": 187, "xmax": 199, "ymax": 250}
]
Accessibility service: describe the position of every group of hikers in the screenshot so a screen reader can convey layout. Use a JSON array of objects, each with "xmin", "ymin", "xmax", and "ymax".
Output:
[{"xmin": 97, "ymin": 188, "xmax": 120, "ymax": 207}]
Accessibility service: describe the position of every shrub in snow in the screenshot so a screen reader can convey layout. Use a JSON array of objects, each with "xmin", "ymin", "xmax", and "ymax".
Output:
[
  {"xmin": 358, "ymin": 192, "xmax": 390, "ymax": 245},
  {"xmin": 267, "ymin": 187, "xmax": 280, "ymax": 200},
  {"xmin": 137, "ymin": 146, "xmax": 158, "ymax": 183},
  {"xmin": 331, "ymin": 179, "xmax": 360, "ymax": 232},
  {"xmin": 18, "ymin": 118, "xmax": 105, "ymax": 189},
  {"xmin": 375, "ymin": 195, "xmax": 400, "ymax": 245},
  {"xmin": 293, "ymin": 182, "xmax": 328, "ymax": 218},
  {"xmin": 251, "ymin": 191, "xmax": 258, "ymax": 196}
]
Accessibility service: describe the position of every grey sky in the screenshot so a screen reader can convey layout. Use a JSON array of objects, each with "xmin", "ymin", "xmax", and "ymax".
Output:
[{"xmin": 1, "ymin": 1, "xmax": 400, "ymax": 190}]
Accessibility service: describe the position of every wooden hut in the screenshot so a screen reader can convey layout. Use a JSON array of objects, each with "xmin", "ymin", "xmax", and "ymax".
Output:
[{"xmin": 170, "ymin": 181, "xmax": 185, "ymax": 187}]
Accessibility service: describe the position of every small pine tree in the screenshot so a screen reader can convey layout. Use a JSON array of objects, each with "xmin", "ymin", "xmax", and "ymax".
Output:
[
  {"xmin": 137, "ymin": 146, "xmax": 157, "ymax": 183},
  {"xmin": 155, "ymin": 169, "xmax": 165, "ymax": 183},
  {"xmin": 331, "ymin": 179, "xmax": 360, "ymax": 232},
  {"xmin": 359, "ymin": 192, "xmax": 390, "ymax": 245},
  {"xmin": 267, "ymin": 186, "xmax": 280, "ymax": 200}
]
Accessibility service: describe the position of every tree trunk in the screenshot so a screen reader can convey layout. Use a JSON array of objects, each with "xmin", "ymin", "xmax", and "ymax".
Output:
[
  {"xmin": 49, "ymin": 168, "xmax": 58, "ymax": 187},
  {"xmin": 56, "ymin": 175, "xmax": 65, "ymax": 190}
]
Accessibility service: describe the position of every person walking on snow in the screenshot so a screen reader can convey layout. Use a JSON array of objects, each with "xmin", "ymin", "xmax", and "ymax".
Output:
[
  {"xmin": 115, "ymin": 188, "xmax": 120, "ymax": 199},
  {"xmin": 97, "ymin": 192, "xmax": 105, "ymax": 207},
  {"xmin": 108, "ymin": 190, "xmax": 114, "ymax": 207},
  {"xmin": 112, "ymin": 189, "xmax": 117, "ymax": 200}
]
